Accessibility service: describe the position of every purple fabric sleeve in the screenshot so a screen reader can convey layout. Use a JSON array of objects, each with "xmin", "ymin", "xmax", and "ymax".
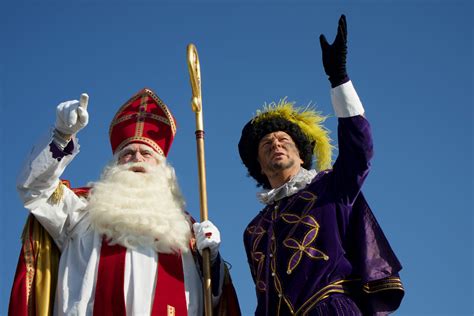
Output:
[
  {"xmin": 332, "ymin": 115, "xmax": 373, "ymax": 205},
  {"xmin": 345, "ymin": 193, "xmax": 404, "ymax": 314},
  {"xmin": 49, "ymin": 140, "xmax": 74, "ymax": 161}
]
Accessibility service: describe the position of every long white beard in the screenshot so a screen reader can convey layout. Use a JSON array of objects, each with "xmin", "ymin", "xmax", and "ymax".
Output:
[{"xmin": 86, "ymin": 160, "xmax": 191, "ymax": 253}]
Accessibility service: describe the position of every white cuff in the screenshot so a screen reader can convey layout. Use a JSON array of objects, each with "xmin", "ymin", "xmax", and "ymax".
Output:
[
  {"xmin": 52, "ymin": 128, "xmax": 72, "ymax": 150},
  {"xmin": 330, "ymin": 80, "xmax": 365, "ymax": 118}
]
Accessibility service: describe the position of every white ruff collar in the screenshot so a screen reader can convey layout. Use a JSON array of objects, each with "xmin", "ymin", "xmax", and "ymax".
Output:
[{"xmin": 257, "ymin": 168, "xmax": 317, "ymax": 205}]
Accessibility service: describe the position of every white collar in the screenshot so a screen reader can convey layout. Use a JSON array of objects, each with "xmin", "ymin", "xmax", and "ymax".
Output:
[{"xmin": 257, "ymin": 167, "xmax": 317, "ymax": 205}]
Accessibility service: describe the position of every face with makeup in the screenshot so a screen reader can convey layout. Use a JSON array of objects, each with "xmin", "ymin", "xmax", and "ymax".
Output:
[{"xmin": 257, "ymin": 131, "xmax": 303, "ymax": 188}]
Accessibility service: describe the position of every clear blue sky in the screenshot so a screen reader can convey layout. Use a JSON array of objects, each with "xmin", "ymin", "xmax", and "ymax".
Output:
[{"xmin": 1, "ymin": 1, "xmax": 472, "ymax": 315}]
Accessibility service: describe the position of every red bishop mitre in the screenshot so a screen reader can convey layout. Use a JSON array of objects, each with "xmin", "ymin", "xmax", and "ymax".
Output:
[{"xmin": 109, "ymin": 88, "xmax": 177, "ymax": 157}]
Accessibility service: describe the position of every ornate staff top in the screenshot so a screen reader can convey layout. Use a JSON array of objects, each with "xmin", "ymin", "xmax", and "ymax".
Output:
[
  {"xmin": 186, "ymin": 43, "xmax": 208, "ymax": 221},
  {"xmin": 187, "ymin": 44, "xmax": 204, "ymax": 129}
]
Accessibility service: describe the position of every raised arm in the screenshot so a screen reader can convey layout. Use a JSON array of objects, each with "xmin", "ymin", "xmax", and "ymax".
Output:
[
  {"xmin": 16, "ymin": 95, "xmax": 89, "ymax": 248},
  {"xmin": 320, "ymin": 15, "xmax": 373, "ymax": 205}
]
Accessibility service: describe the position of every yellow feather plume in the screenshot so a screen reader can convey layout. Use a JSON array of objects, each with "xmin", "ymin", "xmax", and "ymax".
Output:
[{"xmin": 252, "ymin": 98, "xmax": 334, "ymax": 171}]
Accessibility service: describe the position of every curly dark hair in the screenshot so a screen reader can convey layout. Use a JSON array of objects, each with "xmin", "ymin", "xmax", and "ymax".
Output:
[{"xmin": 238, "ymin": 116, "xmax": 314, "ymax": 189}]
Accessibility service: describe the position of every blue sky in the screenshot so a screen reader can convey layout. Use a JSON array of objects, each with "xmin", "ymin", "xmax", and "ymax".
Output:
[{"xmin": 1, "ymin": 1, "xmax": 472, "ymax": 315}]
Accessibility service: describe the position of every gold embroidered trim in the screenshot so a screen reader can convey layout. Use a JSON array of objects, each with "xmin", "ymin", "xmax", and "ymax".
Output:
[
  {"xmin": 276, "ymin": 191, "xmax": 327, "ymax": 274},
  {"xmin": 48, "ymin": 181, "xmax": 65, "ymax": 205},
  {"xmin": 112, "ymin": 112, "xmax": 172, "ymax": 127},
  {"xmin": 281, "ymin": 213, "xmax": 328, "ymax": 274},
  {"xmin": 134, "ymin": 95, "xmax": 148, "ymax": 137},
  {"xmin": 298, "ymin": 279, "xmax": 358, "ymax": 315},
  {"xmin": 114, "ymin": 136, "xmax": 165, "ymax": 157},
  {"xmin": 247, "ymin": 224, "xmax": 267, "ymax": 291},
  {"xmin": 23, "ymin": 222, "xmax": 35, "ymax": 310},
  {"xmin": 271, "ymin": 234, "xmax": 295, "ymax": 315},
  {"xmin": 363, "ymin": 277, "xmax": 404, "ymax": 293},
  {"xmin": 144, "ymin": 88, "xmax": 177, "ymax": 135}
]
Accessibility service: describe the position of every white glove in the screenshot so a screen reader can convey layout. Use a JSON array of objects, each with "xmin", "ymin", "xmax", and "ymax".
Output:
[
  {"xmin": 55, "ymin": 97, "xmax": 89, "ymax": 135},
  {"xmin": 53, "ymin": 94, "xmax": 89, "ymax": 150},
  {"xmin": 193, "ymin": 220, "xmax": 221, "ymax": 262}
]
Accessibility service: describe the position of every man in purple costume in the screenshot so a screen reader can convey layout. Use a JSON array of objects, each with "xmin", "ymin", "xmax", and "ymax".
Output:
[{"xmin": 238, "ymin": 15, "xmax": 404, "ymax": 315}]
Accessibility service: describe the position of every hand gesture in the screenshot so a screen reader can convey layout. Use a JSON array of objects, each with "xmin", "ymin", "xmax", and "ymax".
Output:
[
  {"xmin": 55, "ymin": 93, "xmax": 89, "ymax": 136},
  {"xmin": 193, "ymin": 220, "xmax": 221, "ymax": 262},
  {"xmin": 319, "ymin": 15, "xmax": 349, "ymax": 87}
]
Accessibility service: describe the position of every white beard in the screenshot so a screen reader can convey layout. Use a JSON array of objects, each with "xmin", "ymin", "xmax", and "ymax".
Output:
[{"xmin": 86, "ymin": 159, "xmax": 191, "ymax": 253}]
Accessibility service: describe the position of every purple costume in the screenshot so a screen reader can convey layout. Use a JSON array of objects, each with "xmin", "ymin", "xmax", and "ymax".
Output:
[{"xmin": 243, "ymin": 116, "xmax": 404, "ymax": 315}]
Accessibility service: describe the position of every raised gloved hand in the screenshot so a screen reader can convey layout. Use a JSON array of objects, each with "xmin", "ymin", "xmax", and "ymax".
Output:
[
  {"xmin": 53, "ymin": 93, "xmax": 89, "ymax": 149},
  {"xmin": 319, "ymin": 14, "xmax": 349, "ymax": 88},
  {"xmin": 192, "ymin": 220, "xmax": 221, "ymax": 262}
]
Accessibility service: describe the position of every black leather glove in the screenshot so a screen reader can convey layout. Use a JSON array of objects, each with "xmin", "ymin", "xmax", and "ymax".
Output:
[{"xmin": 319, "ymin": 14, "xmax": 349, "ymax": 88}]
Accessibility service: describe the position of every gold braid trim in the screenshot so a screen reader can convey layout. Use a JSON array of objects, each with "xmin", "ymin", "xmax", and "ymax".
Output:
[
  {"xmin": 363, "ymin": 277, "xmax": 404, "ymax": 294},
  {"xmin": 21, "ymin": 215, "xmax": 60, "ymax": 316},
  {"xmin": 48, "ymin": 181, "xmax": 65, "ymax": 205},
  {"xmin": 20, "ymin": 217, "xmax": 35, "ymax": 314},
  {"xmin": 296, "ymin": 279, "xmax": 359, "ymax": 315}
]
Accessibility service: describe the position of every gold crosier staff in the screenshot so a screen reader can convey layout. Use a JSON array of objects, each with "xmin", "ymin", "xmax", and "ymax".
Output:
[{"xmin": 187, "ymin": 43, "xmax": 213, "ymax": 316}]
